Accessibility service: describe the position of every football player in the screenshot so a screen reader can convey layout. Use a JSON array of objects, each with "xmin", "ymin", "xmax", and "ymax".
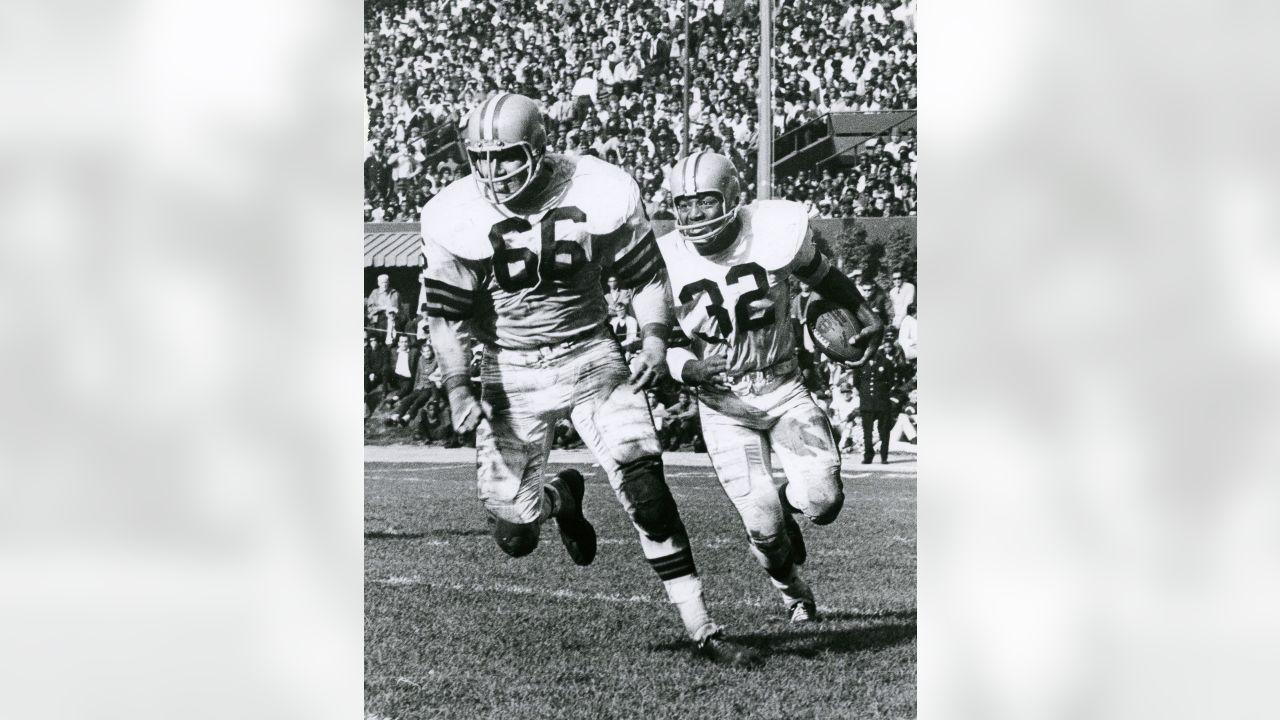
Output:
[
  {"xmin": 657, "ymin": 151, "xmax": 882, "ymax": 623},
  {"xmin": 419, "ymin": 93, "xmax": 758, "ymax": 666}
]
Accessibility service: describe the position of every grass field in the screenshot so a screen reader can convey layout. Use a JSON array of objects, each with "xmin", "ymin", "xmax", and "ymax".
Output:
[{"xmin": 365, "ymin": 457, "xmax": 916, "ymax": 719}]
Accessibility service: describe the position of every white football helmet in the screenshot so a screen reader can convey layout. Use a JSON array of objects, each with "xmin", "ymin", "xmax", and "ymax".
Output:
[
  {"xmin": 460, "ymin": 92, "xmax": 547, "ymax": 204},
  {"xmin": 668, "ymin": 151, "xmax": 742, "ymax": 247}
]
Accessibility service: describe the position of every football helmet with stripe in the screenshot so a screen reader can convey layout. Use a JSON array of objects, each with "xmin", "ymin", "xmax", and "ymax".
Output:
[
  {"xmin": 668, "ymin": 151, "xmax": 742, "ymax": 250},
  {"xmin": 461, "ymin": 92, "xmax": 548, "ymax": 205}
]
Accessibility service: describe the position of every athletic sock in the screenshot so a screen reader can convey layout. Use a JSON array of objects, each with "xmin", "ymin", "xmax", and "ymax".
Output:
[
  {"xmin": 649, "ymin": 548, "xmax": 716, "ymax": 640},
  {"xmin": 769, "ymin": 566, "xmax": 815, "ymax": 608}
]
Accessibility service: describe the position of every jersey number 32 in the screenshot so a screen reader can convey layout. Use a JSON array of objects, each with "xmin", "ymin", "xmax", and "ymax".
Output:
[{"xmin": 677, "ymin": 263, "xmax": 775, "ymax": 344}]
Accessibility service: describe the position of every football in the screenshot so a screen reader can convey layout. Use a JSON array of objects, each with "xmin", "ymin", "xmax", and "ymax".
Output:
[{"xmin": 805, "ymin": 297, "xmax": 873, "ymax": 363}]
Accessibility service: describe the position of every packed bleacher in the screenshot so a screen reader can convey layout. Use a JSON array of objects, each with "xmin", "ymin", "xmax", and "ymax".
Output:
[{"xmin": 363, "ymin": 0, "xmax": 917, "ymax": 223}]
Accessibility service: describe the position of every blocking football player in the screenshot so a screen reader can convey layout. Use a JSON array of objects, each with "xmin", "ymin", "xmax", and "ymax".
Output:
[
  {"xmin": 419, "ymin": 93, "xmax": 758, "ymax": 666},
  {"xmin": 657, "ymin": 151, "xmax": 883, "ymax": 623}
]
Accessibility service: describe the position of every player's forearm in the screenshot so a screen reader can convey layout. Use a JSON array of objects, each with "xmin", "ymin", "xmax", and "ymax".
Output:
[
  {"xmin": 427, "ymin": 316, "xmax": 474, "ymax": 387},
  {"xmin": 809, "ymin": 267, "xmax": 866, "ymax": 316},
  {"xmin": 631, "ymin": 272, "xmax": 675, "ymax": 338}
]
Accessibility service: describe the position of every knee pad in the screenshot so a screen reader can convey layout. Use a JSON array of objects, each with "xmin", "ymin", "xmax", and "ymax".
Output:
[
  {"xmin": 617, "ymin": 456, "xmax": 681, "ymax": 542},
  {"xmin": 490, "ymin": 517, "xmax": 540, "ymax": 558},
  {"xmin": 810, "ymin": 490, "xmax": 844, "ymax": 526}
]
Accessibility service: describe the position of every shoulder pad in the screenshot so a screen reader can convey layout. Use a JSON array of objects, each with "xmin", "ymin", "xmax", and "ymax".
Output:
[
  {"xmin": 419, "ymin": 178, "xmax": 495, "ymax": 261},
  {"xmin": 744, "ymin": 200, "xmax": 810, "ymax": 271},
  {"xmin": 566, "ymin": 156, "xmax": 640, "ymax": 235}
]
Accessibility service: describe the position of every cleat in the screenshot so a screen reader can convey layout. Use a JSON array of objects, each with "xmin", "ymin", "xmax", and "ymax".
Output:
[
  {"xmin": 790, "ymin": 601, "xmax": 819, "ymax": 624},
  {"xmin": 550, "ymin": 469, "xmax": 596, "ymax": 566},
  {"xmin": 782, "ymin": 511, "xmax": 807, "ymax": 566},
  {"xmin": 696, "ymin": 632, "xmax": 763, "ymax": 668}
]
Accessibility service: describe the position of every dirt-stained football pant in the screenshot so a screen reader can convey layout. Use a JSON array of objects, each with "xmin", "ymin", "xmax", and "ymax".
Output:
[
  {"xmin": 474, "ymin": 333, "xmax": 696, "ymax": 569},
  {"xmin": 697, "ymin": 371, "xmax": 844, "ymax": 596}
]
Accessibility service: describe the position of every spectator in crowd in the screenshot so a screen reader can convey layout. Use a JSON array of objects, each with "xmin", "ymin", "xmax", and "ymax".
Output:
[
  {"xmin": 604, "ymin": 274, "xmax": 634, "ymax": 314},
  {"xmin": 391, "ymin": 343, "xmax": 443, "ymax": 426},
  {"xmin": 552, "ymin": 418, "xmax": 583, "ymax": 449},
  {"xmin": 413, "ymin": 310, "xmax": 431, "ymax": 343},
  {"xmin": 364, "ymin": 333, "xmax": 390, "ymax": 418},
  {"xmin": 830, "ymin": 383, "xmax": 861, "ymax": 455},
  {"xmin": 367, "ymin": 273, "xmax": 401, "ymax": 321},
  {"xmin": 608, "ymin": 303, "xmax": 641, "ymax": 356},
  {"xmin": 889, "ymin": 268, "xmax": 915, "ymax": 327},
  {"xmin": 378, "ymin": 307, "xmax": 404, "ymax": 345},
  {"xmin": 418, "ymin": 397, "xmax": 457, "ymax": 446},
  {"xmin": 897, "ymin": 302, "xmax": 917, "ymax": 361},
  {"xmin": 856, "ymin": 273, "xmax": 894, "ymax": 328},
  {"xmin": 384, "ymin": 334, "xmax": 419, "ymax": 402},
  {"xmin": 363, "ymin": 0, "xmax": 917, "ymax": 221},
  {"xmin": 661, "ymin": 389, "xmax": 703, "ymax": 452},
  {"xmin": 855, "ymin": 336, "xmax": 904, "ymax": 464}
]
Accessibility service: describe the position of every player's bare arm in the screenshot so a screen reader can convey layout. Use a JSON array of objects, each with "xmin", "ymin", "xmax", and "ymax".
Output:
[
  {"xmin": 427, "ymin": 316, "xmax": 487, "ymax": 433},
  {"xmin": 629, "ymin": 277, "xmax": 673, "ymax": 390},
  {"xmin": 791, "ymin": 237, "xmax": 883, "ymax": 358}
]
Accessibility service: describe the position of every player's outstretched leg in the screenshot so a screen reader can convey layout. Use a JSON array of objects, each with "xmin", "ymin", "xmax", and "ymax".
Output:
[
  {"xmin": 700, "ymin": 403, "xmax": 824, "ymax": 624},
  {"xmin": 616, "ymin": 455, "xmax": 763, "ymax": 667},
  {"xmin": 545, "ymin": 468, "xmax": 596, "ymax": 566},
  {"xmin": 570, "ymin": 381, "xmax": 762, "ymax": 666}
]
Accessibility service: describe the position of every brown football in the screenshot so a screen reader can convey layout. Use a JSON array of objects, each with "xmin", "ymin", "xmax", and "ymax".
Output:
[{"xmin": 805, "ymin": 297, "xmax": 873, "ymax": 363}]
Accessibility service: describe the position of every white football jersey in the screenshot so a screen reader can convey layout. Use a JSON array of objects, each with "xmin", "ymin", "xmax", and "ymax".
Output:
[
  {"xmin": 657, "ymin": 199, "xmax": 830, "ymax": 376},
  {"xmin": 420, "ymin": 154, "xmax": 662, "ymax": 350}
]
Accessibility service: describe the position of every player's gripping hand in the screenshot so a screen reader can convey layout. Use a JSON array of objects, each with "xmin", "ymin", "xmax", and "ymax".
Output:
[
  {"xmin": 629, "ymin": 335, "xmax": 669, "ymax": 391},
  {"xmin": 446, "ymin": 381, "xmax": 489, "ymax": 433},
  {"xmin": 847, "ymin": 305, "xmax": 884, "ymax": 366},
  {"xmin": 680, "ymin": 354, "xmax": 729, "ymax": 390}
]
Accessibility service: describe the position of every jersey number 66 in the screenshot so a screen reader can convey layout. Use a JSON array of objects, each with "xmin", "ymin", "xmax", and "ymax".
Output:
[{"xmin": 487, "ymin": 206, "xmax": 587, "ymax": 292}]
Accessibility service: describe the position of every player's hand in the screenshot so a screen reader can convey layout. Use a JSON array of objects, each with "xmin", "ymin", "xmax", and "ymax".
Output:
[
  {"xmin": 629, "ymin": 336, "xmax": 669, "ymax": 391},
  {"xmin": 847, "ymin": 305, "xmax": 883, "ymax": 366},
  {"xmin": 446, "ymin": 382, "xmax": 488, "ymax": 433},
  {"xmin": 681, "ymin": 355, "xmax": 729, "ymax": 390}
]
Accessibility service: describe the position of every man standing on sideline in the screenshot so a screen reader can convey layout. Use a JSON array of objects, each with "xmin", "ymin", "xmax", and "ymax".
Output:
[
  {"xmin": 657, "ymin": 151, "xmax": 881, "ymax": 623},
  {"xmin": 888, "ymin": 269, "xmax": 915, "ymax": 328},
  {"xmin": 420, "ymin": 92, "xmax": 759, "ymax": 667},
  {"xmin": 855, "ymin": 338, "xmax": 903, "ymax": 464}
]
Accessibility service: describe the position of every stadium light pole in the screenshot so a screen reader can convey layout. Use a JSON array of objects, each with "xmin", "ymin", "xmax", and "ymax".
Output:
[
  {"xmin": 757, "ymin": 0, "xmax": 772, "ymax": 199},
  {"xmin": 681, "ymin": 0, "xmax": 690, "ymax": 158}
]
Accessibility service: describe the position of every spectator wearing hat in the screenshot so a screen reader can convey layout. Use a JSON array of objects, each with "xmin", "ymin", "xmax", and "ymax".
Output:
[{"xmin": 855, "ymin": 337, "xmax": 904, "ymax": 464}]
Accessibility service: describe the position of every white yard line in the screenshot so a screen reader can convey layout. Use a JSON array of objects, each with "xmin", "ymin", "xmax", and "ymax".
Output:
[{"xmin": 371, "ymin": 576, "xmax": 910, "ymax": 618}]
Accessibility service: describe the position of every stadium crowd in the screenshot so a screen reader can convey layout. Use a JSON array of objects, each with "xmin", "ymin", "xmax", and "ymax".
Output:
[
  {"xmin": 365, "ymin": 264, "xmax": 917, "ymax": 461},
  {"xmin": 363, "ymin": 0, "xmax": 917, "ymax": 223}
]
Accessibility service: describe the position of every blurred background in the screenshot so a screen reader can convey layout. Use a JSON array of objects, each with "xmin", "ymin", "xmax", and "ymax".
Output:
[{"xmin": 0, "ymin": 0, "xmax": 1278, "ymax": 718}]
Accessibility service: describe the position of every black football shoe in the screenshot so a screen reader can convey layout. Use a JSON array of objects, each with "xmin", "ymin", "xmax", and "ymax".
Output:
[
  {"xmin": 789, "ymin": 600, "xmax": 819, "ymax": 624},
  {"xmin": 550, "ymin": 469, "xmax": 596, "ymax": 566},
  {"xmin": 696, "ymin": 631, "xmax": 764, "ymax": 668}
]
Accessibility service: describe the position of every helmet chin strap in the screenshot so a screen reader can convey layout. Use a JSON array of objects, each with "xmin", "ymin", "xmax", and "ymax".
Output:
[{"xmin": 678, "ymin": 204, "xmax": 740, "ymax": 247}]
